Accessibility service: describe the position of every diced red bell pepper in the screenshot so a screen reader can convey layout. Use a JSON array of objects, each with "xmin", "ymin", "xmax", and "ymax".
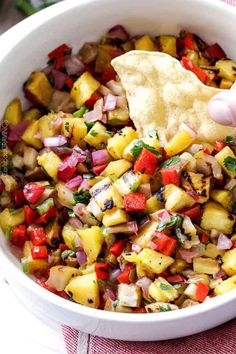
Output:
[
  {"xmin": 28, "ymin": 226, "xmax": 47, "ymax": 246},
  {"xmin": 132, "ymin": 307, "xmax": 146, "ymax": 314},
  {"xmin": 24, "ymin": 205, "xmax": 39, "ymax": 225},
  {"xmin": 35, "ymin": 206, "xmax": 56, "ymax": 224},
  {"xmin": 85, "ymin": 94, "xmax": 101, "ymax": 108},
  {"xmin": 167, "ymin": 274, "xmax": 185, "ymax": 283},
  {"xmin": 195, "ymin": 281, "xmax": 209, "ymax": 302},
  {"xmin": 11, "ymin": 225, "xmax": 27, "ymax": 247},
  {"xmin": 101, "ymin": 66, "xmax": 117, "ymax": 83},
  {"xmin": 95, "ymin": 263, "xmax": 110, "ymax": 280},
  {"xmin": 0, "ymin": 179, "xmax": 5, "ymax": 193},
  {"xmin": 124, "ymin": 193, "xmax": 147, "ymax": 212},
  {"xmin": 117, "ymin": 263, "xmax": 136, "ymax": 284},
  {"xmin": 200, "ymin": 232, "xmax": 208, "ymax": 243},
  {"xmin": 206, "ymin": 43, "xmax": 226, "ymax": 60},
  {"xmin": 54, "ymin": 55, "xmax": 65, "ymax": 70},
  {"xmin": 13, "ymin": 189, "xmax": 25, "ymax": 207},
  {"xmin": 158, "ymin": 269, "xmax": 170, "ymax": 278},
  {"xmin": 31, "ymin": 245, "xmax": 48, "ymax": 260},
  {"xmin": 92, "ymin": 163, "xmax": 108, "ymax": 175},
  {"xmin": 48, "ymin": 43, "xmax": 72, "ymax": 60},
  {"xmin": 160, "ymin": 168, "xmax": 180, "ymax": 186},
  {"xmin": 181, "ymin": 32, "xmax": 195, "ymax": 50},
  {"xmin": 23, "ymin": 182, "xmax": 45, "ymax": 204},
  {"xmin": 152, "ymin": 231, "xmax": 177, "ymax": 256},
  {"xmin": 134, "ymin": 148, "xmax": 159, "ymax": 175},
  {"xmin": 59, "ymin": 243, "xmax": 70, "ymax": 251},
  {"xmin": 109, "ymin": 240, "xmax": 126, "ymax": 257},
  {"xmin": 57, "ymin": 157, "xmax": 76, "ymax": 182},
  {"xmin": 180, "ymin": 204, "xmax": 201, "ymax": 222},
  {"xmin": 203, "ymin": 147, "xmax": 211, "ymax": 155},
  {"xmin": 233, "ymin": 242, "xmax": 236, "ymax": 249},
  {"xmin": 181, "ymin": 57, "xmax": 208, "ymax": 83},
  {"xmin": 214, "ymin": 140, "xmax": 226, "ymax": 152},
  {"xmin": 65, "ymin": 76, "xmax": 74, "ymax": 90}
]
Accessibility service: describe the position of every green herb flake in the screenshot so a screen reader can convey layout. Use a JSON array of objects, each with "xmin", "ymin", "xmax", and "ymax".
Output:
[
  {"xmin": 156, "ymin": 215, "xmax": 182, "ymax": 232},
  {"xmin": 73, "ymin": 106, "xmax": 89, "ymax": 118},
  {"xmin": 225, "ymin": 136, "xmax": 234, "ymax": 145},
  {"xmin": 64, "ymin": 121, "xmax": 70, "ymax": 133},
  {"xmin": 148, "ymin": 129, "xmax": 159, "ymax": 139},
  {"xmin": 68, "ymin": 209, "xmax": 76, "ymax": 218},
  {"xmin": 160, "ymin": 283, "xmax": 172, "ymax": 291},
  {"xmin": 158, "ymin": 304, "xmax": 172, "ymax": 312},
  {"xmin": 160, "ymin": 156, "xmax": 181, "ymax": 169},
  {"xmin": 173, "ymin": 284, "xmax": 182, "ymax": 289},
  {"xmin": 90, "ymin": 130, "xmax": 98, "ymax": 137},
  {"xmin": 112, "ymin": 300, "xmax": 119, "ymax": 310},
  {"xmin": 9, "ymin": 208, "xmax": 23, "ymax": 216},
  {"xmin": 61, "ymin": 250, "xmax": 76, "ymax": 262},
  {"xmin": 85, "ymin": 122, "xmax": 95, "ymax": 130},
  {"xmin": 129, "ymin": 268, "xmax": 136, "ymax": 282},
  {"xmin": 73, "ymin": 189, "xmax": 90, "ymax": 205},
  {"xmin": 224, "ymin": 156, "xmax": 236, "ymax": 173},
  {"xmin": 131, "ymin": 140, "xmax": 162, "ymax": 159},
  {"xmin": 5, "ymin": 226, "xmax": 12, "ymax": 240}
]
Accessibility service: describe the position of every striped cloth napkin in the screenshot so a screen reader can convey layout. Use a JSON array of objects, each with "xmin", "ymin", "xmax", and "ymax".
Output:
[{"xmin": 61, "ymin": 0, "xmax": 236, "ymax": 352}]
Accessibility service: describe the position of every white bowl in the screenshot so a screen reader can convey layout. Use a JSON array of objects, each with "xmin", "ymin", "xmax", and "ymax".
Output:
[{"xmin": 0, "ymin": 0, "xmax": 236, "ymax": 341}]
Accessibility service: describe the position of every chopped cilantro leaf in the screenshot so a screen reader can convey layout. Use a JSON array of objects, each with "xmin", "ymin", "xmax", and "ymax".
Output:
[
  {"xmin": 158, "ymin": 304, "xmax": 172, "ymax": 312},
  {"xmin": 131, "ymin": 140, "xmax": 162, "ymax": 159},
  {"xmin": 160, "ymin": 156, "xmax": 181, "ymax": 169},
  {"xmin": 68, "ymin": 209, "xmax": 75, "ymax": 218},
  {"xmin": 224, "ymin": 156, "xmax": 236, "ymax": 173},
  {"xmin": 85, "ymin": 121, "xmax": 95, "ymax": 130},
  {"xmin": 173, "ymin": 284, "xmax": 182, "ymax": 289},
  {"xmin": 73, "ymin": 189, "xmax": 90, "ymax": 205},
  {"xmin": 160, "ymin": 283, "xmax": 172, "ymax": 291},
  {"xmin": 64, "ymin": 121, "xmax": 70, "ymax": 132},
  {"xmin": 9, "ymin": 208, "xmax": 23, "ymax": 216},
  {"xmin": 90, "ymin": 130, "xmax": 98, "ymax": 137},
  {"xmin": 156, "ymin": 215, "xmax": 182, "ymax": 232},
  {"xmin": 225, "ymin": 136, "xmax": 234, "ymax": 145},
  {"xmin": 73, "ymin": 106, "xmax": 89, "ymax": 118}
]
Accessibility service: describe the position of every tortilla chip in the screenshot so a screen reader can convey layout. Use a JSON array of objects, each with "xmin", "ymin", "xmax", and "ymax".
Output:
[{"xmin": 112, "ymin": 51, "xmax": 236, "ymax": 142}]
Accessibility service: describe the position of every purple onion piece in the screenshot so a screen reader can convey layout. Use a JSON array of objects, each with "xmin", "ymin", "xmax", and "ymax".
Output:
[
  {"xmin": 107, "ymin": 25, "xmax": 130, "ymax": 41},
  {"xmin": 76, "ymin": 250, "xmax": 87, "ymax": 266}
]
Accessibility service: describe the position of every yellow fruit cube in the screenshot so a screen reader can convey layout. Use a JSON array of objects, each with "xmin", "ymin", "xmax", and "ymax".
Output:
[
  {"xmin": 149, "ymin": 277, "xmax": 179, "ymax": 302},
  {"xmin": 137, "ymin": 248, "xmax": 174, "ymax": 274},
  {"xmin": 210, "ymin": 189, "xmax": 233, "ymax": 211},
  {"xmin": 84, "ymin": 121, "xmax": 110, "ymax": 148},
  {"xmin": 107, "ymin": 127, "xmax": 137, "ymax": 159},
  {"xmin": 102, "ymin": 159, "xmax": 132, "ymax": 181},
  {"xmin": 164, "ymin": 129, "xmax": 195, "ymax": 156},
  {"xmin": 61, "ymin": 117, "xmax": 87, "ymax": 148},
  {"xmin": 135, "ymin": 35, "xmax": 156, "ymax": 51},
  {"xmin": 214, "ymin": 275, "xmax": 236, "ymax": 295},
  {"xmin": 146, "ymin": 196, "xmax": 164, "ymax": 214},
  {"xmin": 215, "ymin": 146, "xmax": 236, "ymax": 178},
  {"xmin": 37, "ymin": 151, "xmax": 61, "ymax": 181},
  {"xmin": 163, "ymin": 184, "xmax": 195, "ymax": 211},
  {"xmin": 204, "ymin": 244, "xmax": 225, "ymax": 259},
  {"xmin": 24, "ymin": 71, "xmax": 53, "ymax": 107},
  {"xmin": 193, "ymin": 257, "xmax": 220, "ymax": 275},
  {"xmin": 158, "ymin": 35, "xmax": 177, "ymax": 57},
  {"xmin": 70, "ymin": 72, "xmax": 100, "ymax": 108},
  {"xmin": 103, "ymin": 207, "xmax": 129, "ymax": 227},
  {"xmin": 62, "ymin": 223, "xmax": 78, "ymax": 250},
  {"xmin": 222, "ymin": 249, "xmax": 236, "ymax": 276},
  {"xmin": 132, "ymin": 221, "xmax": 158, "ymax": 248},
  {"xmin": 77, "ymin": 226, "xmax": 104, "ymax": 264},
  {"xmin": 4, "ymin": 98, "xmax": 22, "ymax": 125},
  {"xmin": 0, "ymin": 208, "xmax": 25, "ymax": 233},
  {"xmin": 22, "ymin": 120, "xmax": 42, "ymax": 149}
]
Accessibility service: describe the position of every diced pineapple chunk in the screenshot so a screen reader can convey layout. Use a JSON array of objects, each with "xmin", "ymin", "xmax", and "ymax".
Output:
[
  {"xmin": 135, "ymin": 35, "xmax": 156, "ymax": 51},
  {"xmin": 146, "ymin": 196, "xmax": 164, "ymax": 214},
  {"xmin": 90, "ymin": 177, "xmax": 123, "ymax": 211},
  {"xmin": 193, "ymin": 257, "xmax": 220, "ymax": 275},
  {"xmin": 210, "ymin": 189, "xmax": 233, "ymax": 211},
  {"xmin": 181, "ymin": 172, "xmax": 210, "ymax": 203},
  {"xmin": 77, "ymin": 226, "xmax": 104, "ymax": 264},
  {"xmin": 23, "ymin": 108, "xmax": 41, "ymax": 121},
  {"xmin": 22, "ymin": 120, "xmax": 42, "ymax": 149},
  {"xmin": 0, "ymin": 175, "xmax": 18, "ymax": 192},
  {"xmin": 103, "ymin": 207, "xmax": 129, "ymax": 227},
  {"xmin": 131, "ymin": 221, "xmax": 158, "ymax": 248},
  {"xmin": 62, "ymin": 223, "xmax": 78, "ymax": 250},
  {"xmin": 170, "ymin": 259, "xmax": 188, "ymax": 274},
  {"xmin": 70, "ymin": 72, "xmax": 100, "ymax": 108},
  {"xmin": 102, "ymin": 159, "xmax": 132, "ymax": 181},
  {"xmin": 84, "ymin": 122, "xmax": 110, "ymax": 148},
  {"xmin": 4, "ymin": 98, "xmax": 22, "ymax": 125},
  {"xmin": 137, "ymin": 248, "xmax": 174, "ymax": 274},
  {"xmin": 117, "ymin": 284, "xmax": 141, "ymax": 307},
  {"xmin": 145, "ymin": 302, "xmax": 178, "ymax": 313},
  {"xmin": 107, "ymin": 127, "xmax": 137, "ymax": 159},
  {"xmin": 114, "ymin": 170, "xmax": 141, "ymax": 196},
  {"xmin": 200, "ymin": 201, "xmax": 235, "ymax": 234},
  {"xmin": 163, "ymin": 184, "xmax": 195, "ymax": 211},
  {"xmin": 46, "ymin": 266, "xmax": 81, "ymax": 291},
  {"xmin": 214, "ymin": 275, "xmax": 236, "ymax": 295},
  {"xmin": 0, "ymin": 208, "xmax": 25, "ymax": 233},
  {"xmin": 164, "ymin": 129, "xmax": 195, "ymax": 156},
  {"xmin": 204, "ymin": 243, "xmax": 225, "ymax": 259},
  {"xmin": 86, "ymin": 199, "xmax": 103, "ymax": 221},
  {"xmin": 37, "ymin": 151, "xmax": 61, "ymax": 181},
  {"xmin": 215, "ymin": 146, "xmax": 236, "ymax": 178},
  {"xmin": 219, "ymin": 79, "xmax": 233, "ymax": 90},
  {"xmin": 24, "ymin": 71, "xmax": 53, "ymax": 107},
  {"xmin": 39, "ymin": 113, "xmax": 61, "ymax": 140},
  {"xmin": 222, "ymin": 249, "xmax": 236, "ymax": 276},
  {"xmin": 108, "ymin": 107, "xmax": 129, "ymax": 125},
  {"xmin": 149, "ymin": 277, "xmax": 179, "ymax": 302},
  {"xmin": 158, "ymin": 35, "xmax": 177, "ymax": 57},
  {"xmin": 215, "ymin": 59, "xmax": 236, "ymax": 81},
  {"xmin": 61, "ymin": 117, "xmax": 87, "ymax": 148},
  {"xmin": 123, "ymin": 137, "xmax": 161, "ymax": 162},
  {"xmin": 65, "ymin": 272, "xmax": 100, "ymax": 308},
  {"xmin": 104, "ymin": 298, "xmax": 133, "ymax": 313}
]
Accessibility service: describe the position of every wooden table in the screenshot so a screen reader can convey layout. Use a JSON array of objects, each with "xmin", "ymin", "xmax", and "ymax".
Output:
[{"xmin": 0, "ymin": 1, "xmax": 25, "ymax": 34}]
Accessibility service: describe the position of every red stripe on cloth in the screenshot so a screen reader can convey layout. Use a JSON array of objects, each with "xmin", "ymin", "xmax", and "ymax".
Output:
[{"xmin": 62, "ymin": 325, "xmax": 79, "ymax": 354}]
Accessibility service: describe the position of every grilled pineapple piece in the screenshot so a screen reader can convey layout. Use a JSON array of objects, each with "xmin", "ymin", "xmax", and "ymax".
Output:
[
  {"xmin": 204, "ymin": 244, "xmax": 225, "ymax": 259},
  {"xmin": 163, "ymin": 184, "xmax": 195, "ymax": 211},
  {"xmin": 222, "ymin": 249, "xmax": 236, "ymax": 276},
  {"xmin": 103, "ymin": 207, "xmax": 129, "ymax": 227},
  {"xmin": 90, "ymin": 177, "xmax": 123, "ymax": 211},
  {"xmin": 24, "ymin": 71, "xmax": 53, "ymax": 107},
  {"xmin": 86, "ymin": 199, "xmax": 103, "ymax": 221},
  {"xmin": 61, "ymin": 117, "xmax": 87, "ymax": 148},
  {"xmin": 37, "ymin": 151, "xmax": 61, "ymax": 181},
  {"xmin": 62, "ymin": 223, "xmax": 78, "ymax": 251},
  {"xmin": 145, "ymin": 302, "xmax": 178, "ymax": 313},
  {"xmin": 215, "ymin": 146, "xmax": 236, "ymax": 178},
  {"xmin": 39, "ymin": 113, "xmax": 61, "ymax": 140},
  {"xmin": 117, "ymin": 284, "xmax": 141, "ymax": 307},
  {"xmin": 135, "ymin": 35, "xmax": 157, "ymax": 51},
  {"xmin": 65, "ymin": 272, "xmax": 100, "ymax": 308},
  {"xmin": 170, "ymin": 259, "xmax": 188, "ymax": 274},
  {"xmin": 210, "ymin": 189, "xmax": 233, "ymax": 211},
  {"xmin": 108, "ymin": 107, "xmax": 129, "ymax": 125},
  {"xmin": 22, "ymin": 120, "xmax": 42, "ymax": 149},
  {"xmin": 46, "ymin": 266, "xmax": 80, "ymax": 291},
  {"xmin": 164, "ymin": 129, "xmax": 195, "ymax": 156},
  {"xmin": 214, "ymin": 275, "xmax": 236, "ymax": 295},
  {"xmin": 158, "ymin": 35, "xmax": 177, "ymax": 57},
  {"xmin": 104, "ymin": 298, "xmax": 133, "ymax": 313},
  {"xmin": 137, "ymin": 248, "xmax": 174, "ymax": 274},
  {"xmin": 200, "ymin": 201, "xmax": 235, "ymax": 234},
  {"xmin": 149, "ymin": 277, "xmax": 179, "ymax": 303},
  {"xmin": 215, "ymin": 59, "xmax": 236, "ymax": 81},
  {"xmin": 101, "ymin": 159, "xmax": 132, "ymax": 181},
  {"xmin": 181, "ymin": 171, "xmax": 210, "ymax": 203},
  {"xmin": 0, "ymin": 175, "xmax": 18, "ymax": 192},
  {"xmin": 0, "ymin": 208, "xmax": 25, "ymax": 233},
  {"xmin": 193, "ymin": 257, "xmax": 220, "ymax": 275},
  {"xmin": 219, "ymin": 79, "xmax": 234, "ymax": 89},
  {"xmin": 114, "ymin": 170, "xmax": 141, "ymax": 196},
  {"xmin": 23, "ymin": 107, "xmax": 41, "ymax": 121},
  {"xmin": 77, "ymin": 226, "xmax": 104, "ymax": 264},
  {"xmin": 107, "ymin": 127, "xmax": 137, "ymax": 159},
  {"xmin": 84, "ymin": 122, "xmax": 110, "ymax": 148},
  {"xmin": 70, "ymin": 72, "xmax": 100, "ymax": 108},
  {"xmin": 146, "ymin": 196, "xmax": 164, "ymax": 214},
  {"xmin": 4, "ymin": 98, "xmax": 22, "ymax": 125},
  {"xmin": 131, "ymin": 221, "xmax": 158, "ymax": 248}
]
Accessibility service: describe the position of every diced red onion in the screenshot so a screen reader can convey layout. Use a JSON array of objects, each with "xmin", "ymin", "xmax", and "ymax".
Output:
[
  {"xmin": 92, "ymin": 149, "xmax": 111, "ymax": 166},
  {"xmin": 8, "ymin": 120, "xmax": 30, "ymax": 143},
  {"xmin": 110, "ymin": 269, "xmax": 121, "ymax": 282},
  {"xmin": 103, "ymin": 288, "xmax": 116, "ymax": 301},
  {"xmin": 51, "ymin": 147, "xmax": 72, "ymax": 156},
  {"xmin": 73, "ymin": 203, "xmax": 85, "ymax": 218},
  {"xmin": 43, "ymin": 135, "xmax": 67, "ymax": 147},
  {"xmin": 68, "ymin": 149, "xmax": 87, "ymax": 165},
  {"xmin": 98, "ymin": 85, "xmax": 112, "ymax": 96},
  {"xmin": 116, "ymin": 95, "xmax": 128, "ymax": 108},
  {"xmin": 43, "ymin": 65, "xmax": 53, "ymax": 76},
  {"xmin": 101, "ymin": 113, "xmax": 107, "ymax": 124},
  {"xmin": 74, "ymin": 234, "xmax": 83, "ymax": 248},
  {"xmin": 139, "ymin": 216, "xmax": 151, "ymax": 229},
  {"xmin": 138, "ymin": 183, "xmax": 152, "ymax": 199},
  {"xmin": 136, "ymin": 277, "xmax": 152, "ymax": 296},
  {"xmin": 51, "ymin": 69, "xmax": 67, "ymax": 90},
  {"xmin": 80, "ymin": 180, "xmax": 90, "ymax": 191},
  {"xmin": 161, "ymin": 210, "xmax": 171, "ymax": 224},
  {"xmin": 48, "ymin": 254, "xmax": 54, "ymax": 265},
  {"xmin": 213, "ymin": 270, "xmax": 226, "ymax": 279},
  {"xmin": 76, "ymin": 250, "xmax": 87, "ymax": 266},
  {"xmin": 217, "ymin": 233, "xmax": 233, "ymax": 250},
  {"xmin": 83, "ymin": 109, "xmax": 103, "ymax": 122},
  {"xmin": 49, "ymin": 114, "xmax": 63, "ymax": 130},
  {"xmin": 131, "ymin": 243, "xmax": 142, "ymax": 254},
  {"xmin": 103, "ymin": 94, "xmax": 117, "ymax": 112},
  {"xmin": 69, "ymin": 217, "xmax": 83, "ymax": 229},
  {"xmin": 179, "ymin": 249, "xmax": 199, "ymax": 263},
  {"xmin": 106, "ymin": 80, "xmax": 124, "ymax": 95},
  {"xmin": 65, "ymin": 175, "xmax": 83, "ymax": 190},
  {"xmin": 107, "ymin": 25, "xmax": 130, "ymax": 41},
  {"xmin": 179, "ymin": 122, "xmax": 197, "ymax": 139},
  {"xmin": 65, "ymin": 56, "xmax": 84, "ymax": 76}
]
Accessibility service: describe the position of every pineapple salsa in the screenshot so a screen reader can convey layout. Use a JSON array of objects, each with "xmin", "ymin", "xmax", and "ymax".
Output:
[{"xmin": 1, "ymin": 25, "xmax": 236, "ymax": 313}]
